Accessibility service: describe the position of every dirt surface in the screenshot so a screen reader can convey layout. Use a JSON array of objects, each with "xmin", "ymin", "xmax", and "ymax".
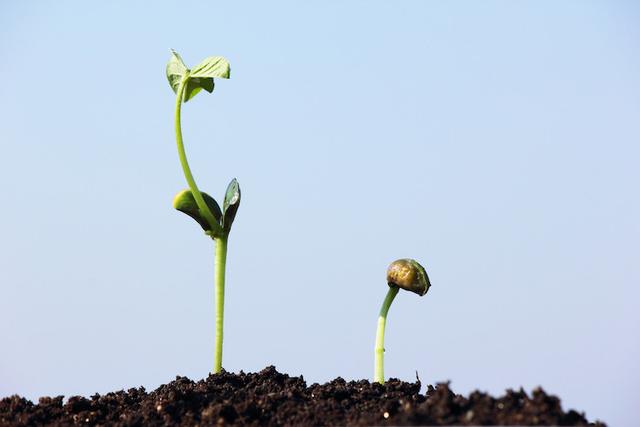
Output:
[{"xmin": 0, "ymin": 366, "xmax": 605, "ymax": 426}]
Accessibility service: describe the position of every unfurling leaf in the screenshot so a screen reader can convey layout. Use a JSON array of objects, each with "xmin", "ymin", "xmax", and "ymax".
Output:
[
  {"xmin": 166, "ymin": 49, "xmax": 188, "ymax": 94},
  {"xmin": 183, "ymin": 77, "xmax": 214, "ymax": 103},
  {"xmin": 173, "ymin": 189, "xmax": 222, "ymax": 233},
  {"xmin": 191, "ymin": 56, "xmax": 231, "ymax": 79},
  {"xmin": 222, "ymin": 178, "xmax": 241, "ymax": 232},
  {"xmin": 167, "ymin": 50, "xmax": 230, "ymax": 102}
]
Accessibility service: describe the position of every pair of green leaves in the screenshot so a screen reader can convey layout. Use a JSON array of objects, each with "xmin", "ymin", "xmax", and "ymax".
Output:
[
  {"xmin": 166, "ymin": 49, "xmax": 230, "ymax": 103},
  {"xmin": 173, "ymin": 179, "xmax": 241, "ymax": 237}
]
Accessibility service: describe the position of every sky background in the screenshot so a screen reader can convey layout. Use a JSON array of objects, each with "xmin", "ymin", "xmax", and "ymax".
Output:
[{"xmin": 1, "ymin": 1, "xmax": 638, "ymax": 425}]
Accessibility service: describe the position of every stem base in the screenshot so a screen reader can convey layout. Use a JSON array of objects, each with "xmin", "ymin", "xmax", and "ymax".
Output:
[{"xmin": 374, "ymin": 286, "xmax": 399, "ymax": 384}]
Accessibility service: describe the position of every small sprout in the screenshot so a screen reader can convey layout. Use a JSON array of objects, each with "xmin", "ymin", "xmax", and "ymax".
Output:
[
  {"xmin": 167, "ymin": 50, "xmax": 236, "ymax": 374},
  {"xmin": 375, "ymin": 258, "xmax": 431, "ymax": 384}
]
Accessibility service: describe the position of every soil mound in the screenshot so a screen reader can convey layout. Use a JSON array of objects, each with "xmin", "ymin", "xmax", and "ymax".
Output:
[{"xmin": 0, "ymin": 366, "xmax": 605, "ymax": 426}]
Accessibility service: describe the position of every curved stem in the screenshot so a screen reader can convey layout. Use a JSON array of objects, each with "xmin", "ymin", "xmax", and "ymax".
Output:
[
  {"xmin": 374, "ymin": 286, "xmax": 399, "ymax": 384},
  {"xmin": 174, "ymin": 74, "xmax": 221, "ymax": 235},
  {"xmin": 213, "ymin": 235, "xmax": 228, "ymax": 373}
]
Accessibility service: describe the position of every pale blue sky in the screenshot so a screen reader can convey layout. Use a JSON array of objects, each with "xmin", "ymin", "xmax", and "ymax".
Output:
[{"xmin": 1, "ymin": 1, "xmax": 638, "ymax": 426}]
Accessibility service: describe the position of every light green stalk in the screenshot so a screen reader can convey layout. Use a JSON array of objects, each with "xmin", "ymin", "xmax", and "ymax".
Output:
[
  {"xmin": 374, "ymin": 286, "xmax": 399, "ymax": 384},
  {"xmin": 174, "ymin": 74, "xmax": 219, "ymax": 232},
  {"xmin": 174, "ymin": 74, "xmax": 228, "ymax": 374},
  {"xmin": 213, "ymin": 235, "xmax": 228, "ymax": 373}
]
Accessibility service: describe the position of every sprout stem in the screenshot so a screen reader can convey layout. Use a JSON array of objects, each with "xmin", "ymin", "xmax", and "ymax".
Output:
[
  {"xmin": 174, "ymin": 74, "xmax": 219, "ymax": 233},
  {"xmin": 375, "ymin": 286, "xmax": 399, "ymax": 384},
  {"xmin": 174, "ymin": 73, "xmax": 229, "ymax": 373},
  {"xmin": 213, "ymin": 235, "xmax": 228, "ymax": 373}
]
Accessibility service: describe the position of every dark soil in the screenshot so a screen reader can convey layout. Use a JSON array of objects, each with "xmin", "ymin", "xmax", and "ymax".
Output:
[{"xmin": 1, "ymin": 366, "xmax": 605, "ymax": 426}]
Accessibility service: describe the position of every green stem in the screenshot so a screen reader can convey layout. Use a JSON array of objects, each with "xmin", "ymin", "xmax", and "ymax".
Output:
[
  {"xmin": 213, "ymin": 235, "xmax": 228, "ymax": 373},
  {"xmin": 374, "ymin": 286, "xmax": 399, "ymax": 384},
  {"xmin": 174, "ymin": 74, "xmax": 220, "ymax": 234}
]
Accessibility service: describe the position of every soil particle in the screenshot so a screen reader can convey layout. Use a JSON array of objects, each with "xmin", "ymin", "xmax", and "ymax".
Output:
[{"xmin": 0, "ymin": 366, "xmax": 605, "ymax": 426}]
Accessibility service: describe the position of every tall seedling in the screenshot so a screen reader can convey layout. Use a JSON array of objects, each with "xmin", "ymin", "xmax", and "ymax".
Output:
[{"xmin": 166, "ymin": 50, "xmax": 239, "ymax": 373}]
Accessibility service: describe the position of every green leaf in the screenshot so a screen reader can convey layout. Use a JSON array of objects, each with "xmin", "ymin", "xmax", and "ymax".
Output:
[
  {"xmin": 191, "ymin": 56, "xmax": 231, "ymax": 79},
  {"xmin": 183, "ymin": 77, "xmax": 214, "ymax": 103},
  {"xmin": 166, "ymin": 49, "xmax": 188, "ymax": 94},
  {"xmin": 173, "ymin": 189, "xmax": 223, "ymax": 233},
  {"xmin": 222, "ymin": 178, "xmax": 241, "ymax": 232},
  {"xmin": 167, "ymin": 51, "xmax": 229, "ymax": 102}
]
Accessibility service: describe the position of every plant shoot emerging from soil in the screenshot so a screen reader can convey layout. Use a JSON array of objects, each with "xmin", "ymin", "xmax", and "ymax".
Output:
[
  {"xmin": 166, "ymin": 50, "xmax": 238, "ymax": 374},
  {"xmin": 375, "ymin": 259, "xmax": 431, "ymax": 384}
]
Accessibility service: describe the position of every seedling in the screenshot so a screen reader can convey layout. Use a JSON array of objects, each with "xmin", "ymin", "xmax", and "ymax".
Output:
[
  {"xmin": 374, "ymin": 258, "xmax": 431, "ymax": 384},
  {"xmin": 166, "ymin": 50, "xmax": 237, "ymax": 374}
]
